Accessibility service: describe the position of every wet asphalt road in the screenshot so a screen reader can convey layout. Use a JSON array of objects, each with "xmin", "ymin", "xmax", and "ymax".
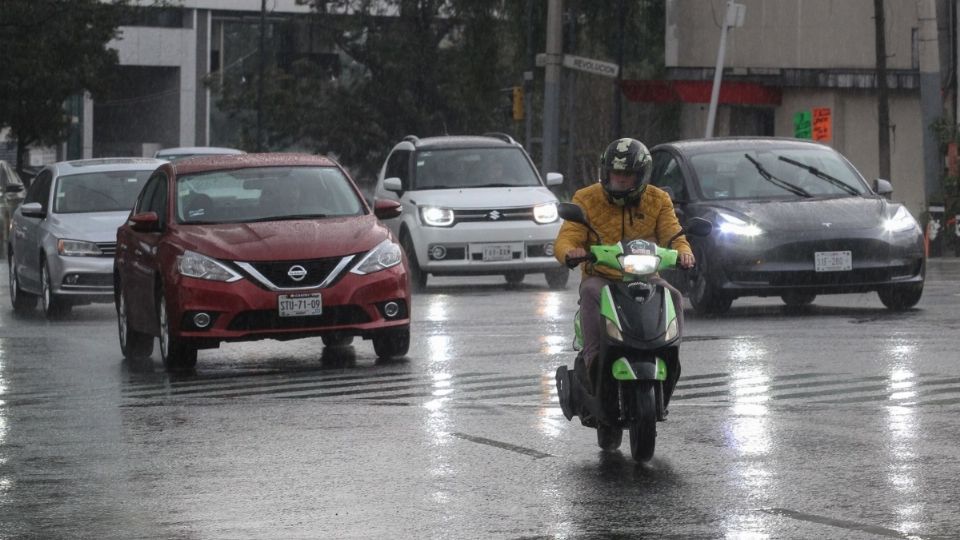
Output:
[{"xmin": 1, "ymin": 261, "xmax": 960, "ymax": 539}]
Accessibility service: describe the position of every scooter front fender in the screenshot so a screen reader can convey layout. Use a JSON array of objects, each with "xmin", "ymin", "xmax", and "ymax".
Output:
[{"xmin": 612, "ymin": 356, "xmax": 667, "ymax": 381}]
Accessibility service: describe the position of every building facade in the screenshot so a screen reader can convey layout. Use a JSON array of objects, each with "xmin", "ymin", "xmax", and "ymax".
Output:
[{"xmin": 658, "ymin": 0, "xmax": 934, "ymax": 219}]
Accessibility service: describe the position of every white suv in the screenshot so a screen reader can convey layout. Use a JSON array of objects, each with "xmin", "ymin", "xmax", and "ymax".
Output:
[{"xmin": 374, "ymin": 134, "xmax": 568, "ymax": 291}]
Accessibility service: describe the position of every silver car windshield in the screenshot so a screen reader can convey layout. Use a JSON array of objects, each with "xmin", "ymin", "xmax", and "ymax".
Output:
[
  {"xmin": 689, "ymin": 148, "xmax": 868, "ymax": 200},
  {"xmin": 175, "ymin": 166, "xmax": 365, "ymax": 224},
  {"xmin": 412, "ymin": 147, "xmax": 540, "ymax": 190},
  {"xmin": 54, "ymin": 170, "xmax": 152, "ymax": 213}
]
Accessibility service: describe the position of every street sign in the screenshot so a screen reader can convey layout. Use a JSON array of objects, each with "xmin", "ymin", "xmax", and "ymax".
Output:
[{"xmin": 562, "ymin": 54, "xmax": 619, "ymax": 78}]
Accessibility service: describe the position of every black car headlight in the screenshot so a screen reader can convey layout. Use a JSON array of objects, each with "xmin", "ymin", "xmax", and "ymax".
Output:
[
  {"xmin": 883, "ymin": 206, "xmax": 920, "ymax": 233},
  {"xmin": 716, "ymin": 211, "xmax": 762, "ymax": 237}
]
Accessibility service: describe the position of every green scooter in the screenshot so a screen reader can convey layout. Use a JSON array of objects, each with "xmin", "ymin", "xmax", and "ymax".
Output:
[{"xmin": 555, "ymin": 202, "xmax": 712, "ymax": 462}]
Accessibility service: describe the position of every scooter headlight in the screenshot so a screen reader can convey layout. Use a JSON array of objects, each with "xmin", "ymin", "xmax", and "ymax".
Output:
[
  {"xmin": 620, "ymin": 254, "xmax": 660, "ymax": 276},
  {"xmin": 605, "ymin": 318, "xmax": 623, "ymax": 341}
]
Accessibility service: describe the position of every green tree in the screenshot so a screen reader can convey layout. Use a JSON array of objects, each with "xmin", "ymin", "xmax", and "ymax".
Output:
[{"xmin": 0, "ymin": 0, "xmax": 127, "ymax": 173}]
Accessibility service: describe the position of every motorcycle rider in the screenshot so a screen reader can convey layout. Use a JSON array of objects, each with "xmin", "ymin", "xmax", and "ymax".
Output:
[{"xmin": 554, "ymin": 137, "xmax": 695, "ymax": 397}]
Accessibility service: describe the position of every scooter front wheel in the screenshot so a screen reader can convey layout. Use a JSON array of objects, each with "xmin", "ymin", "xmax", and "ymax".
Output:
[{"xmin": 629, "ymin": 382, "xmax": 657, "ymax": 462}]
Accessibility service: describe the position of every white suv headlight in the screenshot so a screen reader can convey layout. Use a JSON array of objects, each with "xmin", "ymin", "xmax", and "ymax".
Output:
[
  {"xmin": 177, "ymin": 250, "xmax": 243, "ymax": 282},
  {"xmin": 351, "ymin": 239, "xmax": 403, "ymax": 275},
  {"xmin": 57, "ymin": 239, "xmax": 102, "ymax": 257},
  {"xmin": 420, "ymin": 206, "xmax": 454, "ymax": 227},
  {"xmin": 533, "ymin": 203, "xmax": 558, "ymax": 224}
]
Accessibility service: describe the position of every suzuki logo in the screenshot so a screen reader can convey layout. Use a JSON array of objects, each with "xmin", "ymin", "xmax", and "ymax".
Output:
[
  {"xmin": 822, "ymin": 222, "xmax": 832, "ymax": 228},
  {"xmin": 488, "ymin": 210, "xmax": 502, "ymax": 220},
  {"xmin": 287, "ymin": 265, "xmax": 308, "ymax": 281}
]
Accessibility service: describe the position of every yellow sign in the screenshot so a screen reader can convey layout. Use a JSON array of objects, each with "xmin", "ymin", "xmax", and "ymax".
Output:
[{"xmin": 512, "ymin": 86, "xmax": 524, "ymax": 121}]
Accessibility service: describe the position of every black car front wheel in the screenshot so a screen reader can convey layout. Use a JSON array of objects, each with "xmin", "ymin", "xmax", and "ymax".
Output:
[
  {"xmin": 877, "ymin": 283, "xmax": 924, "ymax": 311},
  {"xmin": 781, "ymin": 290, "xmax": 816, "ymax": 306},
  {"xmin": 688, "ymin": 253, "xmax": 732, "ymax": 315}
]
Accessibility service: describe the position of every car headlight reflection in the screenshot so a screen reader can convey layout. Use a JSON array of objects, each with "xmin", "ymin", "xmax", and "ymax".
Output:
[
  {"xmin": 883, "ymin": 205, "xmax": 919, "ymax": 233},
  {"xmin": 351, "ymin": 239, "xmax": 403, "ymax": 275},
  {"xmin": 533, "ymin": 202, "xmax": 558, "ymax": 224},
  {"xmin": 420, "ymin": 206, "xmax": 454, "ymax": 227},
  {"xmin": 177, "ymin": 250, "xmax": 243, "ymax": 282},
  {"xmin": 620, "ymin": 254, "xmax": 660, "ymax": 275},
  {"xmin": 716, "ymin": 212, "xmax": 762, "ymax": 237},
  {"xmin": 57, "ymin": 239, "xmax": 102, "ymax": 257}
]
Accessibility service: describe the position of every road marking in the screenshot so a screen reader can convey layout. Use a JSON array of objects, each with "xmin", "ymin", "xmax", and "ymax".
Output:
[
  {"xmin": 450, "ymin": 432, "xmax": 552, "ymax": 459},
  {"xmin": 761, "ymin": 507, "xmax": 922, "ymax": 539}
]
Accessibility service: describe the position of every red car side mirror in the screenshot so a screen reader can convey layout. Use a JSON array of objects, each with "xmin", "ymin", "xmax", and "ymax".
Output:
[
  {"xmin": 373, "ymin": 199, "xmax": 402, "ymax": 220},
  {"xmin": 129, "ymin": 211, "xmax": 160, "ymax": 232}
]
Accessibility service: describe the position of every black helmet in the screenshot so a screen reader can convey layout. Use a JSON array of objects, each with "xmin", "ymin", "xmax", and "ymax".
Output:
[{"xmin": 599, "ymin": 138, "xmax": 652, "ymax": 203}]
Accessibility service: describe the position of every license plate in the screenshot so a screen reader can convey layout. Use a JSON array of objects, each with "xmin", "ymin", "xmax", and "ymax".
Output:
[
  {"xmin": 482, "ymin": 244, "xmax": 513, "ymax": 262},
  {"xmin": 278, "ymin": 293, "xmax": 322, "ymax": 317},
  {"xmin": 814, "ymin": 251, "xmax": 852, "ymax": 272}
]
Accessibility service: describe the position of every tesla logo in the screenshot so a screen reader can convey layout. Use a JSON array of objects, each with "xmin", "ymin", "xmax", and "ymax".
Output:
[
  {"xmin": 488, "ymin": 210, "xmax": 502, "ymax": 220},
  {"xmin": 287, "ymin": 265, "xmax": 308, "ymax": 281},
  {"xmin": 822, "ymin": 222, "xmax": 832, "ymax": 228}
]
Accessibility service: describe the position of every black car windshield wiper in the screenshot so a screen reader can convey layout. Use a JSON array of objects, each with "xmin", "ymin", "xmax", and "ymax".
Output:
[
  {"xmin": 776, "ymin": 155, "xmax": 860, "ymax": 196},
  {"xmin": 744, "ymin": 154, "xmax": 812, "ymax": 198}
]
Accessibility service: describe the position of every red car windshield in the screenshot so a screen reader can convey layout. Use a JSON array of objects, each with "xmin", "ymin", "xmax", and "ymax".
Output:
[{"xmin": 175, "ymin": 166, "xmax": 365, "ymax": 224}]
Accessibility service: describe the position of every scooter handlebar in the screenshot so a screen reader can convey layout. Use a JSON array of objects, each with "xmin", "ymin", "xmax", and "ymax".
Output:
[{"xmin": 564, "ymin": 253, "xmax": 597, "ymax": 268}]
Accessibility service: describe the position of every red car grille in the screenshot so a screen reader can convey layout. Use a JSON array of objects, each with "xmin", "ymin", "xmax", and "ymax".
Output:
[
  {"xmin": 227, "ymin": 306, "xmax": 371, "ymax": 331},
  {"xmin": 242, "ymin": 256, "xmax": 352, "ymax": 289}
]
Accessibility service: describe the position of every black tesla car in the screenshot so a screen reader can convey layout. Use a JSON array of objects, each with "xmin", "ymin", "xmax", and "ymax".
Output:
[{"xmin": 649, "ymin": 138, "xmax": 925, "ymax": 314}]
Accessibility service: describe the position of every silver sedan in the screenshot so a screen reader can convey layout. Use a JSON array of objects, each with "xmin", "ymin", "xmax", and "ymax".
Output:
[{"xmin": 8, "ymin": 158, "xmax": 164, "ymax": 317}]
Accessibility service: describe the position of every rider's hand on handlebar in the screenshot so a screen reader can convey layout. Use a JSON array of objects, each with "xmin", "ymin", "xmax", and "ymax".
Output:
[
  {"xmin": 566, "ymin": 248, "xmax": 588, "ymax": 261},
  {"xmin": 678, "ymin": 252, "xmax": 696, "ymax": 269}
]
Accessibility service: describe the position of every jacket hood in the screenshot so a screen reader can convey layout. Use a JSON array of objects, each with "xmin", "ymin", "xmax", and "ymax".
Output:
[
  {"xmin": 705, "ymin": 196, "xmax": 889, "ymax": 232},
  {"xmin": 174, "ymin": 215, "xmax": 391, "ymax": 261},
  {"xmin": 410, "ymin": 186, "xmax": 557, "ymax": 209}
]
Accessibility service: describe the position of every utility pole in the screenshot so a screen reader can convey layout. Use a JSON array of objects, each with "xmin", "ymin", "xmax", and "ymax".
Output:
[
  {"xmin": 541, "ymin": 0, "xmax": 563, "ymax": 175},
  {"xmin": 919, "ymin": 0, "xmax": 941, "ymax": 206},
  {"xmin": 565, "ymin": 0, "xmax": 579, "ymax": 186},
  {"xmin": 524, "ymin": 0, "xmax": 534, "ymax": 152},
  {"xmin": 611, "ymin": 0, "xmax": 625, "ymax": 139},
  {"xmin": 874, "ymin": 0, "xmax": 891, "ymax": 180},
  {"xmin": 256, "ymin": 0, "xmax": 266, "ymax": 152},
  {"xmin": 705, "ymin": 1, "xmax": 745, "ymax": 138}
]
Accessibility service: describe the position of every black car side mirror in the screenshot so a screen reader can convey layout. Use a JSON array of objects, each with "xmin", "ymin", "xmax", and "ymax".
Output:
[{"xmin": 874, "ymin": 178, "xmax": 893, "ymax": 198}]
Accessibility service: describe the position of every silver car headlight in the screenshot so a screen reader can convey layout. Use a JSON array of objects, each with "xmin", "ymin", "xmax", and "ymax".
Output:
[
  {"xmin": 620, "ymin": 254, "xmax": 660, "ymax": 276},
  {"xmin": 883, "ymin": 205, "xmax": 919, "ymax": 233},
  {"xmin": 420, "ymin": 206, "xmax": 454, "ymax": 227},
  {"xmin": 177, "ymin": 250, "xmax": 243, "ymax": 282},
  {"xmin": 533, "ymin": 203, "xmax": 558, "ymax": 224},
  {"xmin": 716, "ymin": 211, "xmax": 762, "ymax": 237},
  {"xmin": 57, "ymin": 239, "xmax": 102, "ymax": 257},
  {"xmin": 351, "ymin": 239, "xmax": 403, "ymax": 275}
]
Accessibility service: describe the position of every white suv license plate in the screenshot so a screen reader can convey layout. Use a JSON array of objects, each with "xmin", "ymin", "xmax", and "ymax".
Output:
[
  {"xmin": 482, "ymin": 244, "xmax": 514, "ymax": 262},
  {"xmin": 814, "ymin": 251, "xmax": 852, "ymax": 272},
  {"xmin": 278, "ymin": 293, "xmax": 322, "ymax": 317}
]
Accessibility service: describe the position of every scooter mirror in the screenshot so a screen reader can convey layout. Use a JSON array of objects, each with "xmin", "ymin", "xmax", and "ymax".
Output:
[
  {"xmin": 685, "ymin": 217, "xmax": 713, "ymax": 237},
  {"xmin": 558, "ymin": 202, "xmax": 587, "ymax": 225}
]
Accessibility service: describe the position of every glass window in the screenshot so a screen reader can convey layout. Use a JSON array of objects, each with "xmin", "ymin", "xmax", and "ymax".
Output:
[
  {"xmin": 412, "ymin": 147, "xmax": 540, "ymax": 190},
  {"xmin": 689, "ymin": 148, "xmax": 868, "ymax": 200},
  {"xmin": 54, "ymin": 170, "xmax": 152, "ymax": 214},
  {"xmin": 25, "ymin": 170, "xmax": 52, "ymax": 208},
  {"xmin": 176, "ymin": 166, "xmax": 365, "ymax": 224},
  {"xmin": 385, "ymin": 150, "xmax": 411, "ymax": 189},
  {"xmin": 651, "ymin": 152, "xmax": 687, "ymax": 201}
]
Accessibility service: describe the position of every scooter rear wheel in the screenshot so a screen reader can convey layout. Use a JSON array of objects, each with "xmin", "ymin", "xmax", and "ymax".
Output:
[
  {"xmin": 629, "ymin": 382, "xmax": 657, "ymax": 462},
  {"xmin": 596, "ymin": 424, "xmax": 623, "ymax": 451}
]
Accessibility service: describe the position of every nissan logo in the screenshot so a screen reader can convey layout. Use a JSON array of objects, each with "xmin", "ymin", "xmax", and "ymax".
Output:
[
  {"xmin": 287, "ymin": 265, "xmax": 308, "ymax": 281},
  {"xmin": 488, "ymin": 210, "xmax": 502, "ymax": 221}
]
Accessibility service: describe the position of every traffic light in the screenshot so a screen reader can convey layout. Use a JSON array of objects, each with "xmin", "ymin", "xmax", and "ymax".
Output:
[{"xmin": 512, "ymin": 86, "xmax": 524, "ymax": 121}]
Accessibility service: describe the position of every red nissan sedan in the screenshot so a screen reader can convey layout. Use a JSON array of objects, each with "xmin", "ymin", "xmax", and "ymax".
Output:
[{"xmin": 114, "ymin": 153, "xmax": 410, "ymax": 371}]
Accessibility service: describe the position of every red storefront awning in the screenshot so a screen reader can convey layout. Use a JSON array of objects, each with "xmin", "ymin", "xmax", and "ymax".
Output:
[{"xmin": 620, "ymin": 80, "xmax": 782, "ymax": 106}]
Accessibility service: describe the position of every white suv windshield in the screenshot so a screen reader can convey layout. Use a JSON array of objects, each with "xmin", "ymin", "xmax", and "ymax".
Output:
[
  {"xmin": 412, "ymin": 147, "xmax": 540, "ymax": 190},
  {"xmin": 176, "ymin": 166, "xmax": 364, "ymax": 224}
]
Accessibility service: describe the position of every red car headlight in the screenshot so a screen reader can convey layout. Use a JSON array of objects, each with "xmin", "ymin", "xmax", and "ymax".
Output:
[{"xmin": 177, "ymin": 250, "xmax": 243, "ymax": 282}]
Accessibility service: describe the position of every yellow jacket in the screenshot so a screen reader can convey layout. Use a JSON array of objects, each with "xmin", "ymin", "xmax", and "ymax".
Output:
[{"xmin": 554, "ymin": 183, "xmax": 692, "ymax": 279}]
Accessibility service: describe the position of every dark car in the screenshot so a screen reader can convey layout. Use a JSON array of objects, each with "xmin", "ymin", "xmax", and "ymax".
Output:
[
  {"xmin": 649, "ymin": 138, "xmax": 925, "ymax": 314},
  {"xmin": 114, "ymin": 153, "xmax": 410, "ymax": 371}
]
